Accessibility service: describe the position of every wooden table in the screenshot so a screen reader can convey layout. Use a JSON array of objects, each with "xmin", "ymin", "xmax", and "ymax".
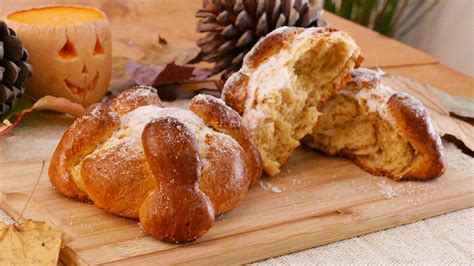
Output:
[{"xmin": 323, "ymin": 13, "xmax": 473, "ymax": 99}]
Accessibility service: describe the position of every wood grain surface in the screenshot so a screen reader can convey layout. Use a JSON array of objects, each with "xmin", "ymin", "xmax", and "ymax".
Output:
[
  {"xmin": 1, "ymin": 76, "xmax": 473, "ymax": 264},
  {"xmin": 385, "ymin": 64, "xmax": 474, "ymax": 98},
  {"xmin": 1, "ymin": 148, "xmax": 472, "ymax": 264}
]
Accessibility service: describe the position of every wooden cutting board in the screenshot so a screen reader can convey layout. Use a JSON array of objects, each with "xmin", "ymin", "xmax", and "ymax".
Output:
[{"xmin": 1, "ymin": 76, "xmax": 473, "ymax": 265}]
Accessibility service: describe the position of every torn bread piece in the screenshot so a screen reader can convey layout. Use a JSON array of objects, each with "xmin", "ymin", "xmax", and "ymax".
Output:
[
  {"xmin": 222, "ymin": 27, "xmax": 363, "ymax": 176},
  {"xmin": 305, "ymin": 68, "xmax": 446, "ymax": 180}
]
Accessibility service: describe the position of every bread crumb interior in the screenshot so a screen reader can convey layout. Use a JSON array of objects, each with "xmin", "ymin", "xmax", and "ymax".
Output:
[
  {"xmin": 306, "ymin": 93, "xmax": 415, "ymax": 177},
  {"xmin": 246, "ymin": 37, "xmax": 357, "ymax": 176}
]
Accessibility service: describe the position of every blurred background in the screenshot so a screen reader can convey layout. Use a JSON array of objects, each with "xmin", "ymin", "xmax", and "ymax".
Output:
[
  {"xmin": 400, "ymin": 0, "xmax": 473, "ymax": 78},
  {"xmin": 318, "ymin": 0, "xmax": 473, "ymax": 78},
  {"xmin": 1, "ymin": 0, "xmax": 472, "ymax": 77}
]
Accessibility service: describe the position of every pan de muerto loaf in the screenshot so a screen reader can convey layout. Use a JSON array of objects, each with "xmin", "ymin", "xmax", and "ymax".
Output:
[
  {"xmin": 49, "ymin": 86, "xmax": 262, "ymax": 243},
  {"xmin": 304, "ymin": 68, "xmax": 446, "ymax": 180},
  {"xmin": 222, "ymin": 26, "xmax": 363, "ymax": 176}
]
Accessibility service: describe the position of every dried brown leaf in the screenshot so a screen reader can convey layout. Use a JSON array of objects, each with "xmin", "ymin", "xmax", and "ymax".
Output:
[
  {"xmin": 32, "ymin": 96, "xmax": 85, "ymax": 118},
  {"xmin": 382, "ymin": 74, "xmax": 474, "ymax": 154},
  {"xmin": 0, "ymin": 220, "xmax": 62, "ymax": 266},
  {"xmin": 1, "ymin": 192, "xmax": 76, "ymax": 246},
  {"xmin": 0, "ymin": 161, "xmax": 63, "ymax": 265},
  {"xmin": 0, "ymin": 96, "xmax": 84, "ymax": 136},
  {"xmin": 126, "ymin": 61, "xmax": 211, "ymax": 87},
  {"xmin": 158, "ymin": 35, "xmax": 168, "ymax": 45},
  {"xmin": 430, "ymin": 87, "xmax": 474, "ymax": 119}
]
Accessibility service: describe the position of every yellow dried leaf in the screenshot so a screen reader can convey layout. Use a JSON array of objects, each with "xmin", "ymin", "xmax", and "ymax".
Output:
[
  {"xmin": 0, "ymin": 220, "xmax": 62, "ymax": 265},
  {"xmin": 32, "ymin": 96, "xmax": 85, "ymax": 118}
]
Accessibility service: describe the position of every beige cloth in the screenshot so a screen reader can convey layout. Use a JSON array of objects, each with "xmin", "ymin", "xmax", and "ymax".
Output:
[
  {"xmin": 1, "ymin": 111, "xmax": 473, "ymax": 264},
  {"xmin": 255, "ymin": 207, "xmax": 474, "ymax": 265}
]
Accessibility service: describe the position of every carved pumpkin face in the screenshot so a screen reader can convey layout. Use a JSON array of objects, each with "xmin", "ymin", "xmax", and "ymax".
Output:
[{"xmin": 5, "ymin": 6, "xmax": 112, "ymax": 106}]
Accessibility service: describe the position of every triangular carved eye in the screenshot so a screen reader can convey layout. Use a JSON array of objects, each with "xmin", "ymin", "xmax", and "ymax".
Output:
[
  {"xmin": 94, "ymin": 37, "xmax": 104, "ymax": 55},
  {"xmin": 82, "ymin": 65, "xmax": 88, "ymax": 74},
  {"xmin": 58, "ymin": 39, "xmax": 78, "ymax": 60}
]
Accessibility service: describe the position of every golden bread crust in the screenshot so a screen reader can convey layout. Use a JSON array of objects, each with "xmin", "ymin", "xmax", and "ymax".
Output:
[
  {"xmin": 222, "ymin": 27, "xmax": 350, "ymax": 115},
  {"xmin": 48, "ymin": 86, "xmax": 262, "ymax": 243},
  {"xmin": 80, "ymin": 142, "xmax": 156, "ymax": 218},
  {"xmin": 243, "ymin": 27, "xmax": 304, "ymax": 69},
  {"xmin": 189, "ymin": 95, "xmax": 262, "ymax": 185},
  {"xmin": 48, "ymin": 103, "xmax": 120, "ymax": 201},
  {"xmin": 199, "ymin": 133, "xmax": 249, "ymax": 213},
  {"xmin": 387, "ymin": 93, "xmax": 446, "ymax": 179},
  {"xmin": 109, "ymin": 85, "xmax": 161, "ymax": 116},
  {"xmin": 140, "ymin": 117, "xmax": 215, "ymax": 243},
  {"xmin": 308, "ymin": 68, "xmax": 446, "ymax": 180},
  {"xmin": 347, "ymin": 67, "xmax": 382, "ymax": 89},
  {"xmin": 221, "ymin": 72, "xmax": 249, "ymax": 114},
  {"xmin": 222, "ymin": 26, "xmax": 363, "ymax": 176}
]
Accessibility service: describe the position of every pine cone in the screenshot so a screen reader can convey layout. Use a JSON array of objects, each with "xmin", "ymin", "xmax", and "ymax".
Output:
[
  {"xmin": 0, "ymin": 20, "xmax": 32, "ymax": 115},
  {"xmin": 192, "ymin": 0, "xmax": 326, "ymax": 86}
]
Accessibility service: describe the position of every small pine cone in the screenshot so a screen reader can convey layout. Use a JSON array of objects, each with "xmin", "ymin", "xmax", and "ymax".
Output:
[
  {"xmin": 192, "ymin": 0, "xmax": 326, "ymax": 87},
  {"xmin": 0, "ymin": 20, "xmax": 33, "ymax": 115}
]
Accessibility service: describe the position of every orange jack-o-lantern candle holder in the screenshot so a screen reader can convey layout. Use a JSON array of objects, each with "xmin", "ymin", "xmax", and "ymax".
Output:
[{"xmin": 5, "ymin": 6, "xmax": 112, "ymax": 106}]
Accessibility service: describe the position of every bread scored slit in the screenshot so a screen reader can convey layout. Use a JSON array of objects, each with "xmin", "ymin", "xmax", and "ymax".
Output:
[{"xmin": 71, "ymin": 161, "xmax": 86, "ymax": 193}]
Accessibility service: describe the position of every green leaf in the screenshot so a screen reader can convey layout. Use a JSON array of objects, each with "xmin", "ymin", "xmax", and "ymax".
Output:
[
  {"xmin": 430, "ymin": 86, "xmax": 474, "ymax": 119},
  {"xmin": 373, "ymin": 0, "xmax": 399, "ymax": 35},
  {"xmin": 323, "ymin": 0, "xmax": 440, "ymax": 37},
  {"xmin": 324, "ymin": 0, "xmax": 337, "ymax": 13},
  {"xmin": 0, "ymin": 98, "xmax": 33, "ymax": 121},
  {"xmin": 356, "ymin": 0, "xmax": 378, "ymax": 26},
  {"xmin": 340, "ymin": 0, "xmax": 355, "ymax": 19}
]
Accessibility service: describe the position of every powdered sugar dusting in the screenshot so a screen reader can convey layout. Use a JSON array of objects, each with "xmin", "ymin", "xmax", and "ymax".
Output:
[
  {"xmin": 349, "ymin": 68, "xmax": 384, "ymax": 87},
  {"xmin": 193, "ymin": 94, "xmax": 243, "ymax": 130},
  {"xmin": 80, "ymin": 104, "xmax": 118, "ymax": 122},
  {"xmin": 126, "ymin": 86, "xmax": 157, "ymax": 99},
  {"xmin": 90, "ymin": 105, "xmax": 203, "ymax": 161},
  {"xmin": 88, "ymin": 105, "xmax": 102, "ymax": 118},
  {"xmin": 123, "ymin": 106, "xmax": 203, "ymax": 134},
  {"xmin": 377, "ymin": 180, "xmax": 398, "ymax": 199},
  {"xmin": 87, "ymin": 103, "xmax": 242, "ymax": 177},
  {"xmin": 222, "ymin": 71, "xmax": 245, "ymax": 101},
  {"xmin": 259, "ymin": 179, "xmax": 282, "ymax": 193},
  {"xmin": 194, "ymin": 93, "xmax": 226, "ymax": 106},
  {"xmin": 116, "ymin": 87, "xmax": 158, "ymax": 105},
  {"xmin": 349, "ymin": 83, "xmax": 396, "ymax": 125},
  {"xmin": 396, "ymin": 91, "xmax": 443, "ymax": 152},
  {"xmin": 200, "ymin": 129, "xmax": 243, "ymax": 173}
]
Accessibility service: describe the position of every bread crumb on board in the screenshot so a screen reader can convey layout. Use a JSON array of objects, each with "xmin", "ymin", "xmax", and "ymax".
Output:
[
  {"xmin": 377, "ymin": 180, "xmax": 398, "ymax": 199},
  {"xmin": 258, "ymin": 179, "xmax": 283, "ymax": 193}
]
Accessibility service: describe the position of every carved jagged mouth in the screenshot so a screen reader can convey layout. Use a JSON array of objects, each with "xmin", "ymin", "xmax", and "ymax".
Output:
[{"xmin": 65, "ymin": 72, "xmax": 100, "ymax": 98}]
